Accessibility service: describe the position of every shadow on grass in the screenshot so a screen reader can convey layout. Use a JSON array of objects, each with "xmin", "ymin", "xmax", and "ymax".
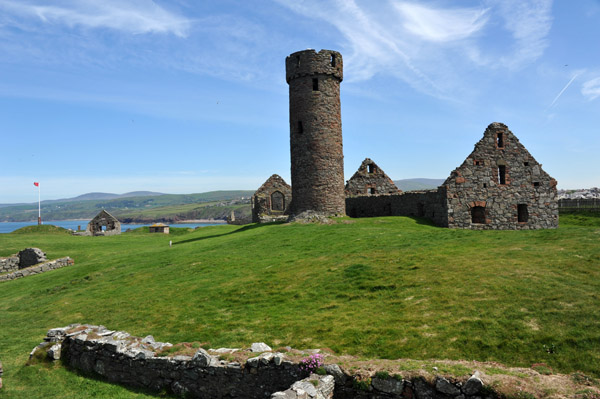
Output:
[
  {"xmin": 63, "ymin": 363, "xmax": 173, "ymax": 398},
  {"xmin": 173, "ymin": 222, "xmax": 282, "ymax": 246}
]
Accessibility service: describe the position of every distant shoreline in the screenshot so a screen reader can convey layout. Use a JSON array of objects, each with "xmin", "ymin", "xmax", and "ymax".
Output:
[{"xmin": 0, "ymin": 219, "xmax": 227, "ymax": 224}]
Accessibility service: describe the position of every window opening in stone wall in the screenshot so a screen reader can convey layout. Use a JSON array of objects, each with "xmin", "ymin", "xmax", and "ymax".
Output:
[
  {"xmin": 533, "ymin": 182, "xmax": 540, "ymax": 187},
  {"xmin": 524, "ymin": 161, "xmax": 529, "ymax": 166},
  {"xmin": 483, "ymin": 183, "xmax": 487, "ymax": 188},
  {"xmin": 518, "ymin": 204, "xmax": 529, "ymax": 223},
  {"xmin": 474, "ymin": 159, "xmax": 483, "ymax": 166},
  {"xmin": 471, "ymin": 206, "xmax": 486, "ymax": 224},
  {"xmin": 296, "ymin": 55, "xmax": 300, "ymax": 67},
  {"xmin": 417, "ymin": 203, "xmax": 425, "ymax": 217},
  {"xmin": 369, "ymin": 187, "xmax": 376, "ymax": 195},
  {"xmin": 497, "ymin": 133, "xmax": 504, "ymax": 148},
  {"xmin": 497, "ymin": 132, "xmax": 504, "ymax": 148},
  {"xmin": 367, "ymin": 164, "xmax": 374, "ymax": 173},
  {"xmin": 331, "ymin": 54, "xmax": 336, "ymax": 67},
  {"xmin": 498, "ymin": 165, "xmax": 506, "ymax": 185},
  {"xmin": 312, "ymin": 78, "xmax": 318, "ymax": 91},
  {"xmin": 297, "ymin": 121, "xmax": 303, "ymax": 134},
  {"xmin": 271, "ymin": 191, "xmax": 285, "ymax": 212}
]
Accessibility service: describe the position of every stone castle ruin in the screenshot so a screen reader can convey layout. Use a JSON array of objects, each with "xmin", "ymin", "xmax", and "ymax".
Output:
[
  {"xmin": 83, "ymin": 210, "xmax": 121, "ymax": 236},
  {"xmin": 252, "ymin": 49, "xmax": 558, "ymax": 229},
  {"xmin": 345, "ymin": 158, "xmax": 401, "ymax": 197},
  {"xmin": 251, "ymin": 174, "xmax": 292, "ymax": 223}
]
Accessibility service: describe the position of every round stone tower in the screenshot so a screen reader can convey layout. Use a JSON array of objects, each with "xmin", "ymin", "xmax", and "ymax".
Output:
[{"xmin": 286, "ymin": 49, "xmax": 345, "ymax": 216}]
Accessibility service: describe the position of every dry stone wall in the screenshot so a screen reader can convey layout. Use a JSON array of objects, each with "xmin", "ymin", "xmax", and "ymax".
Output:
[
  {"xmin": 0, "ymin": 257, "xmax": 73, "ymax": 282},
  {"xmin": 34, "ymin": 324, "xmax": 494, "ymax": 399},
  {"xmin": 0, "ymin": 256, "xmax": 19, "ymax": 274}
]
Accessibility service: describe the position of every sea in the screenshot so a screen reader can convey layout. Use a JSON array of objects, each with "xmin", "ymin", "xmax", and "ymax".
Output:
[{"xmin": 0, "ymin": 220, "xmax": 225, "ymax": 234}]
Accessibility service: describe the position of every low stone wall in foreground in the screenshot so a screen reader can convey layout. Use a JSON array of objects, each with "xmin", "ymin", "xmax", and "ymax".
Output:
[
  {"xmin": 31, "ymin": 324, "xmax": 491, "ymax": 399},
  {"xmin": 0, "ymin": 257, "xmax": 73, "ymax": 282}
]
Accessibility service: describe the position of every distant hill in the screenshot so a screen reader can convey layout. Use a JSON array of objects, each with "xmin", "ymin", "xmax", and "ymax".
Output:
[
  {"xmin": 0, "ymin": 190, "xmax": 254, "ymax": 222},
  {"xmin": 394, "ymin": 178, "xmax": 445, "ymax": 191},
  {"xmin": 43, "ymin": 191, "xmax": 165, "ymax": 203}
]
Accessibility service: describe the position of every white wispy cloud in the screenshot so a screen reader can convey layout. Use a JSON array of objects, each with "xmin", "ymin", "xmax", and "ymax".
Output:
[
  {"xmin": 495, "ymin": 0, "xmax": 553, "ymax": 68},
  {"xmin": 276, "ymin": 0, "xmax": 553, "ymax": 101},
  {"xmin": 0, "ymin": 0, "xmax": 191, "ymax": 37},
  {"xmin": 582, "ymin": 77, "xmax": 600, "ymax": 101},
  {"xmin": 394, "ymin": 2, "xmax": 489, "ymax": 42}
]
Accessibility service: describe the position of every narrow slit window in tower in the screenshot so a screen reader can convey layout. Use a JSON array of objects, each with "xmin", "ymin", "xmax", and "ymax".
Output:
[
  {"xmin": 312, "ymin": 78, "xmax": 318, "ymax": 91},
  {"xmin": 498, "ymin": 165, "xmax": 506, "ymax": 185},
  {"xmin": 518, "ymin": 204, "xmax": 529, "ymax": 223},
  {"xmin": 331, "ymin": 54, "xmax": 336, "ymax": 67},
  {"xmin": 297, "ymin": 121, "xmax": 303, "ymax": 134},
  {"xmin": 471, "ymin": 206, "xmax": 486, "ymax": 224},
  {"xmin": 497, "ymin": 132, "xmax": 504, "ymax": 148},
  {"xmin": 295, "ymin": 55, "xmax": 300, "ymax": 67}
]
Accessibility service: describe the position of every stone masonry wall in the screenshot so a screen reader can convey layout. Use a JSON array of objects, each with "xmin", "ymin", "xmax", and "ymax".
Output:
[
  {"xmin": 287, "ymin": 49, "xmax": 345, "ymax": 216},
  {"xmin": 0, "ymin": 257, "xmax": 19, "ymax": 274},
  {"xmin": 252, "ymin": 174, "xmax": 292, "ymax": 223},
  {"xmin": 346, "ymin": 189, "xmax": 448, "ymax": 227},
  {"xmin": 0, "ymin": 257, "xmax": 73, "ymax": 282},
  {"xmin": 345, "ymin": 158, "xmax": 401, "ymax": 197},
  {"xmin": 444, "ymin": 123, "xmax": 558, "ymax": 230},
  {"xmin": 35, "ymin": 325, "xmax": 493, "ymax": 399}
]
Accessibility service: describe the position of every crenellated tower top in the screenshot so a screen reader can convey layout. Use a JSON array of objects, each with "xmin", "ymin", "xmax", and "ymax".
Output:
[{"xmin": 285, "ymin": 49, "xmax": 343, "ymax": 83}]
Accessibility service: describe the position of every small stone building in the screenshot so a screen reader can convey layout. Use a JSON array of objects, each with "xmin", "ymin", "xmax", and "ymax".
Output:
[
  {"xmin": 251, "ymin": 174, "xmax": 292, "ymax": 223},
  {"xmin": 345, "ymin": 158, "xmax": 401, "ymax": 197},
  {"xmin": 149, "ymin": 223, "xmax": 169, "ymax": 234},
  {"xmin": 86, "ymin": 210, "xmax": 121, "ymax": 236}
]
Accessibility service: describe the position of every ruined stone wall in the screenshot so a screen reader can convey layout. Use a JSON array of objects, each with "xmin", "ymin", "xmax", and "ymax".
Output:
[
  {"xmin": 34, "ymin": 325, "xmax": 492, "ymax": 399},
  {"xmin": 444, "ymin": 123, "xmax": 558, "ymax": 230},
  {"xmin": 252, "ymin": 174, "xmax": 292, "ymax": 223},
  {"xmin": 345, "ymin": 189, "xmax": 448, "ymax": 227},
  {"xmin": 287, "ymin": 49, "xmax": 345, "ymax": 216},
  {"xmin": 0, "ymin": 257, "xmax": 19, "ymax": 274},
  {"xmin": 85, "ymin": 210, "xmax": 121, "ymax": 236},
  {"xmin": 0, "ymin": 257, "xmax": 73, "ymax": 282},
  {"xmin": 345, "ymin": 158, "xmax": 401, "ymax": 197}
]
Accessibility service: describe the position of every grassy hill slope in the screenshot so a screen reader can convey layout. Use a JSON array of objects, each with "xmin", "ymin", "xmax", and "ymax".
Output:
[
  {"xmin": 0, "ymin": 215, "xmax": 599, "ymax": 398},
  {"xmin": 0, "ymin": 190, "xmax": 254, "ymax": 222}
]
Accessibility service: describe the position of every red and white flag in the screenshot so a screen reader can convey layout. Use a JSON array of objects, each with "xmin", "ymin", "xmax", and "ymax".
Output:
[{"xmin": 33, "ymin": 182, "xmax": 39, "ymax": 187}]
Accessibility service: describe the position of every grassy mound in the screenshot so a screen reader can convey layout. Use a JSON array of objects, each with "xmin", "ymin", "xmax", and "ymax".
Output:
[
  {"xmin": 11, "ymin": 224, "xmax": 72, "ymax": 235},
  {"xmin": 0, "ymin": 217, "xmax": 599, "ymax": 398}
]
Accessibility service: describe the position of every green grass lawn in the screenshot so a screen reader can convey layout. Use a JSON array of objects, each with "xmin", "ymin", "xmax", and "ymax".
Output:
[{"xmin": 0, "ymin": 214, "xmax": 599, "ymax": 398}]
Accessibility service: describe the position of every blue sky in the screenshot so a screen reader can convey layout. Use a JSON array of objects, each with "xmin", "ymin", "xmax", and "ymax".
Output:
[{"xmin": 1, "ymin": 0, "xmax": 599, "ymax": 203}]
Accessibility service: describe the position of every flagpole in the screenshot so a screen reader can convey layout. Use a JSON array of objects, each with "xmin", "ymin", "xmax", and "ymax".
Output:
[{"xmin": 38, "ymin": 183, "xmax": 41, "ymax": 225}]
